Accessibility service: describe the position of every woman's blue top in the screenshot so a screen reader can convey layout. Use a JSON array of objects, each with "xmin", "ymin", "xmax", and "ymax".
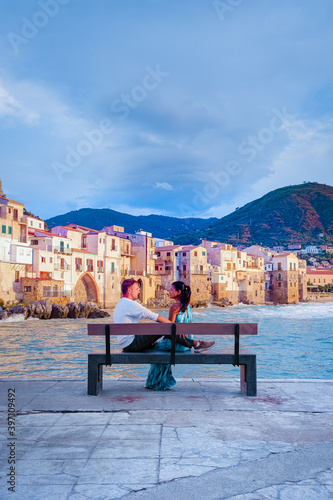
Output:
[{"xmin": 145, "ymin": 304, "xmax": 193, "ymax": 391}]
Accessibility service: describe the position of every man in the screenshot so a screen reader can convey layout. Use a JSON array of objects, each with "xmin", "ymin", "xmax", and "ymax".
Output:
[{"xmin": 113, "ymin": 278, "xmax": 214, "ymax": 352}]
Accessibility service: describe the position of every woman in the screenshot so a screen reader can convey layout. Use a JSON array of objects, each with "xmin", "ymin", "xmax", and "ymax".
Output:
[{"xmin": 145, "ymin": 281, "xmax": 212, "ymax": 390}]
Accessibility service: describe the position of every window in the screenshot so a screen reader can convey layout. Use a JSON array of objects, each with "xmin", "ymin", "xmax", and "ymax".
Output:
[
  {"xmin": 31, "ymin": 240, "xmax": 39, "ymax": 245},
  {"xmin": 30, "ymin": 221, "xmax": 33, "ymax": 226},
  {"xmin": 41, "ymin": 257, "xmax": 46, "ymax": 263},
  {"xmin": 183, "ymin": 252, "xmax": 186, "ymax": 256},
  {"xmin": 294, "ymin": 263, "xmax": 296, "ymax": 270},
  {"xmin": 39, "ymin": 223, "xmax": 42, "ymax": 228},
  {"xmin": 202, "ymin": 251, "xmax": 206, "ymax": 256},
  {"xmin": 2, "ymin": 225, "xmax": 6, "ymax": 234},
  {"xmin": 50, "ymin": 257, "xmax": 53, "ymax": 263},
  {"xmin": 13, "ymin": 209, "xmax": 18, "ymax": 221},
  {"xmin": 278, "ymin": 282, "xmax": 281, "ymax": 287},
  {"xmin": 278, "ymin": 263, "xmax": 282, "ymax": 270},
  {"xmin": 112, "ymin": 239, "xmax": 116, "ymax": 251},
  {"xmin": 167, "ymin": 252, "xmax": 171, "ymax": 256},
  {"xmin": 278, "ymin": 273, "xmax": 282, "ymax": 281},
  {"xmin": 290, "ymin": 263, "xmax": 293, "ymax": 270},
  {"xmin": 23, "ymin": 286, "xmax": 32, "ymax": 292},
  {"xmin": 194, "ymin": 251, "xmax": 197, "ymax": 257},
  {"xmin": 111, "ymin": 262, "xmax": 115, "ymax": 273},
  {"xmin": 155, "ymin": 265, "xmax": 158, "ymax": 271},
  {"xmin": 15, "ymin": 271, "xmax": 19, "ymax": 282},
  {"xmin": 8, "ymin": 226, "xmax": 12, "ymax": 235}
]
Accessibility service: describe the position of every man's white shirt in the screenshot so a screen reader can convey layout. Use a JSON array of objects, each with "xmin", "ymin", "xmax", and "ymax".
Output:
[{"xmin": 113, "ymin": 297, "xmax": 158, "ymax": 348}]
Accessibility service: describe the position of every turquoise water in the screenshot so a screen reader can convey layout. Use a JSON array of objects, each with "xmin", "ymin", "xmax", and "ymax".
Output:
[{"xmin": 0, "ymin": 302, "xmax": 332, "ymax": 379}]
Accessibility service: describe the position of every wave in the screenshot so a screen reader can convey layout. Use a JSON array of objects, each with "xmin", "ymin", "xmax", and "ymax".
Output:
[
  {"xmin": 193, "ymin": 302, "xmax": 333, "ymax": 321},
  {"xmin": 0, "ymin": 314, "xmax": 26, "ymax": 323}
]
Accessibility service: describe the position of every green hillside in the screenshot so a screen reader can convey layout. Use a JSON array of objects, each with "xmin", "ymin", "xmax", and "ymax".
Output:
[
  {"xmin": 174, "ymin": 183, "xmax": 333, "ymax": 246},
  {"xmin": 46, "ymin": 208, "xmax": 218, "ymax": 240}
]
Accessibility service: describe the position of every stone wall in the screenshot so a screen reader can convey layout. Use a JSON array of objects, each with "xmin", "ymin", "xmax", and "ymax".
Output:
[
  {"xmin": 0, "ymin": 262, "xmax": 23, "ymax": 303},
  {"xmin": 189, "ymin": 274, "xmax": 210, "ymax": 303}
]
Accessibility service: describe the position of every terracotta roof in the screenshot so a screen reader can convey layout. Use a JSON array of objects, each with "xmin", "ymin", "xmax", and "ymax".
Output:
[
  {"xmin": 181, "ymin": 245, "xmax": 204, "ymax": 251},
  {"xmin": 307, "ymin": 269, "xmax": 333, "ymax": 275},
  {"xmin": 72, "ymin": 248, "xmax": 94, "ymax": 254},
  {"xmin": 33, "ymin": 229, "xmax": 56, "ymax": 237},
  {"xmin": 66, "ymin": 224, "xmax": 99, "ymax": 233},
  {"xmin": 155, "ymin": 245, "xmax": 182, "ymax": 252},
  {"xmin": 272, "ymin": 252, "xmax": 297, "ymax": 258},
  {"xmin": 2, "ymin": 197, "xmax": 24, "ymax": 206}
]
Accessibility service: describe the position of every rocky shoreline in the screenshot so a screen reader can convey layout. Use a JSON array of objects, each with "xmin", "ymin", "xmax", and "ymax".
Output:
[
  {"xmin": 0, "ymin": 299, "xmax": 110, "ymax": 321},
  {"xmin": 1, "ymin": 294, "xmax": 331, "ymax": 321}
]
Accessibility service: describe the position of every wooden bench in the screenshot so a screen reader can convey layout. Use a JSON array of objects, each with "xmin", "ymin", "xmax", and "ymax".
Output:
[{"xmin": 87, "ymin": 322, "xmax": 258, "ymax": 397}]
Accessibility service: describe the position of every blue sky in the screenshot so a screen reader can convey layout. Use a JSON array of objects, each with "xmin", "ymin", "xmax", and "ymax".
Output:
[{"xmin": 1, "ymin": 0, "xmax": 333, "ymax": 221}]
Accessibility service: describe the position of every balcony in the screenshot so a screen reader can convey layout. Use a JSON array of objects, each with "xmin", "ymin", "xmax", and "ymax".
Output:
[
  {"xmin": 75, "ymin": 265, "xmax": 84, "ymax": 272},
  {"xmin": 121, "ymin": 269, "xmax": 144, "ymax": 276},
  {"xmin": 87, "ymin": 265, "xmax": 94, "ymax": 272},
  {"xmin": 150, "ymin": 254, "xmax": 157, "ymax": 260},
  {"xmin": 97, "ymin": 267, "xmax": 105, "ymax": 273},
  {"xmin": 192, "ymin": 269, "xmax": 207, "ymax": 275},
  {"xmin": 54, "ymin": 263, "xmax": 71, "ymax": 271},
  {"xmin": 54, "ymin": 247, "xmax": 72, "ymax": 254},
  {"xmin": 42, "ymin": 290, "xmax": 71, "ymax": 298},
  {"xmin": 19, "ymin": 217, "xmax": 27, "ymax": 224}
]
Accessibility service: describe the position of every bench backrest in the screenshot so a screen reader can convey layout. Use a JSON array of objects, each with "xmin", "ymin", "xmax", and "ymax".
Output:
[
  {"xmin": 88, "ymin": 322, "xmax": 257, "ymax": 367},
  {"xmin": 88, "ymin": 323, "xmax": 257, "ymax": 336}
]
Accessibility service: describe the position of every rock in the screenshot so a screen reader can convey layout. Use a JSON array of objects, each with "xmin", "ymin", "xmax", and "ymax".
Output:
[
  {"xmin": 78, "ymin": 302, "xmax": 92, "ymax": 318},
  {"xmin": 51, "ymin": 303, "xmax": 69, "ymax": 319},
  {"xmin": 88, "ymin": 309, "xmax": 110, "ymax": 318},
  {"xmin": 66, "ymin": 302, "xmax": 80, "ymax": 319},
  {"xmin": 192, "ymin": 301, "xmax": 208, "ymax": 308},
  {"xmin": 0, "ymin": 310, "xmax": 9, "ymax": 320}
]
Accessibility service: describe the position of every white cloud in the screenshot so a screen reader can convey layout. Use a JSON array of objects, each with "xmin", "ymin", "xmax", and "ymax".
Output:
[{"xmin": 154, "ymin": 182, "xmax": 174, "ymax": 191}]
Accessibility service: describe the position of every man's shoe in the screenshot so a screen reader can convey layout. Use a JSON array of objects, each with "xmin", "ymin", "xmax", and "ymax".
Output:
[{"xmin": 194, "ymin": 340, "xmax": 215, "ymax": 353}]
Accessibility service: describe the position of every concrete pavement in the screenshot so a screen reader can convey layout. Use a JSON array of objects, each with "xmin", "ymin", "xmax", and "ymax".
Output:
[{"xmin": 0, "ymin": 378, "xmax": 332, "ymax": 499}]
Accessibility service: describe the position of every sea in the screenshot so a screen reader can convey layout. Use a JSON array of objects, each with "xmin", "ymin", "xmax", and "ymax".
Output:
[{"xmin": 0, "ymin": 302, "xmax": 332, "ymax": 380}]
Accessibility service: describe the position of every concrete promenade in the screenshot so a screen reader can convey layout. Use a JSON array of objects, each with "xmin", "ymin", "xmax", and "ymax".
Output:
[{"xmin": 0, "ymin": 378, "xmax": 332, "ymax": 499}]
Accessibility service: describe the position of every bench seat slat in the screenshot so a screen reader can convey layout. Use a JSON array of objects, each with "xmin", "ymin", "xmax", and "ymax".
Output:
[{"xmin": 88, "ymin": 349, "xmax": 255, "ymax": 364}]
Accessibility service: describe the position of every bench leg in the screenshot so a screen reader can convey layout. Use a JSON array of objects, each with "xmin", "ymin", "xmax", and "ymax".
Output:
[
  {"xmin": 240, "ymin": 357, "xmax": 257, "ymax": 397},
  {"xmin": 88, "ymin": 357, "xmax": 104, "ymax": 396}
]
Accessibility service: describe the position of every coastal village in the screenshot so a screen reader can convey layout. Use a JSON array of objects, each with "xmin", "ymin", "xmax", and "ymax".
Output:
[{"xmin": 1, "ymin": 180, "xmax": 333, "ymax": 310}]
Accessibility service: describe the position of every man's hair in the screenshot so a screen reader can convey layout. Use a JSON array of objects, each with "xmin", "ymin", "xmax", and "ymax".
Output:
[{"xmin": 121, "ymin": 278, "xmax": 142, "ymax": 296}]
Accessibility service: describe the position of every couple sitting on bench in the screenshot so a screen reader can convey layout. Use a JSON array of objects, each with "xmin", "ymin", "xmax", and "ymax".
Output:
[{"xmin": 113, "ymin": 278, "xmax": 215, "ymax": 390}]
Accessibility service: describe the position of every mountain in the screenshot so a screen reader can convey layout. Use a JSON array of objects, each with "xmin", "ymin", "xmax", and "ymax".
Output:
[
  {"xmin": 173, "ymin": 183, "xmax": 333, "ymax": 247},
  {"xmin": 45, "ymin": 208, "xmax": 218, "ymax": 240}
]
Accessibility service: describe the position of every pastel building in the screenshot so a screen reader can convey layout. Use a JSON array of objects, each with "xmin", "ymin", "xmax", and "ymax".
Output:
[
  {"xmin": 175, "ymin": 244, "xmax": 210, "ymax": 303},
  {"xmin": 104, "ymin": 227, "xmax": 161, "ymax": 304},
  {"xmin": 0, "ymin": 186, "xmax": 33, "ymax": 303}
]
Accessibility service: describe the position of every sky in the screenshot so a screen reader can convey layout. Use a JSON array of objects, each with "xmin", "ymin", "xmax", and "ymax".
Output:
[{"xmin": 1, "ymin": 0, "xmax": 333, "ymax": 222}]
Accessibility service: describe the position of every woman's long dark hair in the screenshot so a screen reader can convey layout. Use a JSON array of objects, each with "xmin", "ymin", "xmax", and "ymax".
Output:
[{"xmin": 172, "ymin": 281, "xmax": 191, "ymax": 312}]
